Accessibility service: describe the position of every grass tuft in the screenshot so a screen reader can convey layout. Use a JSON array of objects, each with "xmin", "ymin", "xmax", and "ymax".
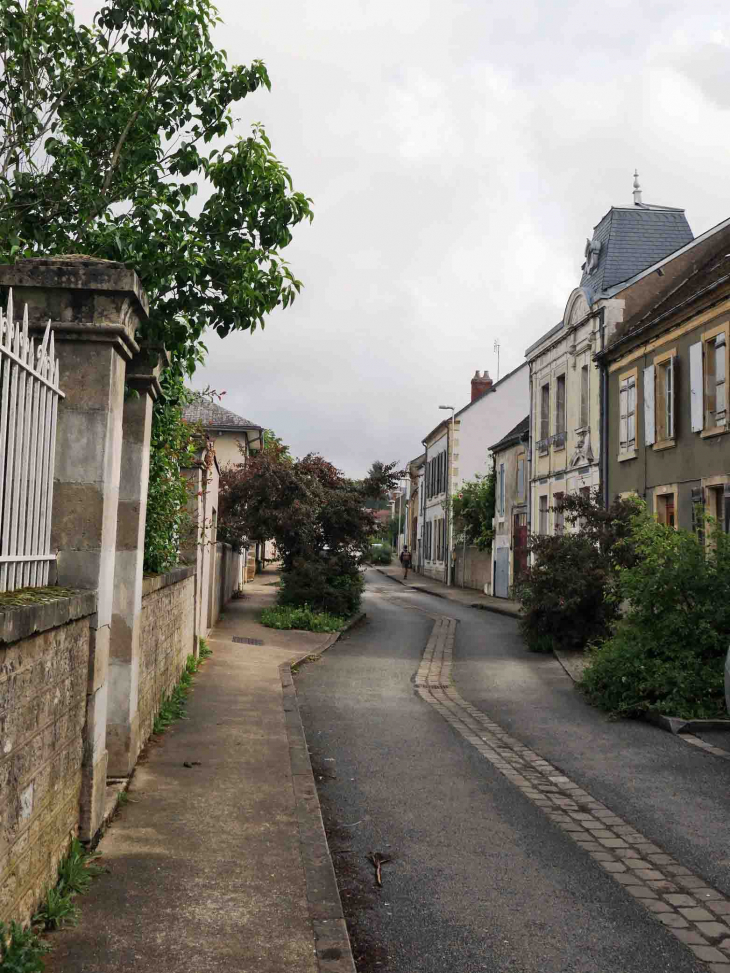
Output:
[{"xmin": 260, "ymin": 604, "xmax": 346, "ymax": 633}]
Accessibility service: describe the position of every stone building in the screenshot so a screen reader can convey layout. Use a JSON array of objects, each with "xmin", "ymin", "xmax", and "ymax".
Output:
[
  {"xmin": 599, "ymin": 238, "xmax": 730, "ymax": 530},
  {"xmin": 490, "ymin": 416, "xmax": 529, "ymax": 598},
  {"xmin": 526, "ymin": 176, "xmax": 701, "ymax": 535},
  {"xmin": 182, "ymin": 400, "xmax": 263, "ymax": 467}
]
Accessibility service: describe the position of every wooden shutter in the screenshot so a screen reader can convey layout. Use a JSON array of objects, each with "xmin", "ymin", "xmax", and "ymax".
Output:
[
  {"xmin": 643, "ymin": 365, "xmax": 655, "ymax": 446},
  {"xmin": 619, "ymin": 380, "xmax": 628, "ymax": 450},
  {"xmin": 724, "ymin": 484, "xmax": 730, "ymax": 535},
  {"xmin": 690, "ymin": 341, "xmax": 703, "ymax": 432},
  {"xmin": 667, "ymin": 355, "xmax": 675, "ymax": 438}
]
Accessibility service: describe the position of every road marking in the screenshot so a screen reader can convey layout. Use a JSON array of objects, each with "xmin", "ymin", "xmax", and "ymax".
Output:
[{"xmin": 415, "ymin": 614, "xmax": 730, "ymax": 972}]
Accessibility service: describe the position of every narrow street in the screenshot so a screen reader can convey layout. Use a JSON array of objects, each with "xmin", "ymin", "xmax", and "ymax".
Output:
[{"xmin": 295, "ymin": 570, "xmax": 730, "ymax": 973}]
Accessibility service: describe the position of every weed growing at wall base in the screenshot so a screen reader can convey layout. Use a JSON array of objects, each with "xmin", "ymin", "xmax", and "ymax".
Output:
[
  {"xmin": 152, "ymin": 645, "xmax": 213, "ymax": 735},
  {"xmin": 0, "ymin": 839, "xmax": 104, "ymax": 972}
]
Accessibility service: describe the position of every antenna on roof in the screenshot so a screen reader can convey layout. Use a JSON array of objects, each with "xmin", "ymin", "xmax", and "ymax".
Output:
[
  {"xmin": 493, "ymin": 339, "xmax": 500, "ymax": 381},
  {"xmin": 633, "ymin": 169, "xmax": 642, "ymax": 206}
]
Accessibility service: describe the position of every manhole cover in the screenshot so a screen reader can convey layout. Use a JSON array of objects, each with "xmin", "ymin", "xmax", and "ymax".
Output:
[{"xmin": 232, "ymin": 636, "xmax": 264, "ymax": 646}]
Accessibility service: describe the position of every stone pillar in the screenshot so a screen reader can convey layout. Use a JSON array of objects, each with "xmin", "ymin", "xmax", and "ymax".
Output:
[
  {"xmin": 0, "ymin": 257, "xmax": 148, "ymax": 841},
  {"xmin": 106, "ymin": 346, "xmax": 166, "ymax": 777}
]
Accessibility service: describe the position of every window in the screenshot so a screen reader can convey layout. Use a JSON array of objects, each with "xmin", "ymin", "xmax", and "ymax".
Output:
[
  {"xmin": 516, "ymin": 456, "xmax": 525, "ymax": 501},
  {"xmin": 553, "ymin": 492, "xmax": 564, "ymax": 532},
  {"xmin": 650, "ymin": 352, "xmax": 675, "ymax": 445},
  {"xmin": 538, "ymin": 495, "xmax": 548, "ymax": 534},
  {"xmin": 619, "ymin": 370, "xmax": 637, "ymax": 455},
  {"xmin": 691, "ymin": 324, "xmax": 729, "ymax": 434},
  {"xmin": 654, "ymin": 485, "xmax": 678, "ymax": 528},
  {"xmin": 555, "ymin": 375, "xmax": 566, "ymax": 435},
  {"xmin": 706, "ymin": 333, "xmax": 727, "ymax": 428},
  {"xmin": 498, "ymin": 463, "xmax": 505, "ymax": 518},
  {"xmin": 580, "ymin": 365, "xmax": 589, "ymax": 428},
  {"xmin": 540, "ymin": 383, "xmax": 550, "ymax": 441}
]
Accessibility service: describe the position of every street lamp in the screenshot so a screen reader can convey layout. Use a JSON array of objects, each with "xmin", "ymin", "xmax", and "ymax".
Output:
[{"xmin": 439, "ymin": 405, "xmax": 455, "ymax": 585}]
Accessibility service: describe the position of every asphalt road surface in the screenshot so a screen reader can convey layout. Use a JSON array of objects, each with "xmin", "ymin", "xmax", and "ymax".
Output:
[{"xmin": 294, "ymin": 569, "xmax": 730, "ymax": 973}]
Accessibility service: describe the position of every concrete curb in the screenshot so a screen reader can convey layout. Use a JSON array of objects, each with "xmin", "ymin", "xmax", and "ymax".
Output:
[
  {"xmin": 278, "ymin": 617, "xmax": 364, "ymax": 973},
  {"xmin": 375, "ymin": 568, "xmax": 521, "ymax": 619}
]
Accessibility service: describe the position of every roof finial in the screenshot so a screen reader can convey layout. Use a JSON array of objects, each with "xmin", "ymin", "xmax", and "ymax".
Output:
[{"xmin": 633, "ymin": 169, "xmax": 642, "ymax": 206}]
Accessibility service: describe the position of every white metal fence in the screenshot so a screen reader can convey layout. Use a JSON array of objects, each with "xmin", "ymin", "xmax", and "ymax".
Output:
[{"xmin": 0, "ymin": 290, "xmax": 63, "ymax": 591}]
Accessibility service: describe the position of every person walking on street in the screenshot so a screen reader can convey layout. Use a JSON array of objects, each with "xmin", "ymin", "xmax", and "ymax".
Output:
[{"xmin": 400, "ymin": 546, "xmax": 412, "ymax": 580}]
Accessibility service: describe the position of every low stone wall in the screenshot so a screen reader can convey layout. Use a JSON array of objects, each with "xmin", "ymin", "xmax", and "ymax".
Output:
[
  {"xmin": 0, "ymin": 590, "xmax": 96, "ymax": 928},
  {"xmin": 138, "ymin": 566, "xmax": 196, "ymax": 747}
]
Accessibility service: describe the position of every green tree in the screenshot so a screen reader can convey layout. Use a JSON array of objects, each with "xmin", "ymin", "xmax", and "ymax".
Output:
[
  {"xmin": 451, "ymin": 471, "xmax": 495, "ymax": 551},
  {"xmin": 0, "ymin": 0, "xmax": 313, "ymax": 372},
  {"xmin": 218, "ymin": 453, "xmax": 400, "ymax": 614}
]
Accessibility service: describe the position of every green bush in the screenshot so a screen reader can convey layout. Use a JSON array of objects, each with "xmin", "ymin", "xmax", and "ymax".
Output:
[
  {"xmin": 367, "ymin": 544, "xmax": 392, "ymax": 565},
  {"xmin": 517, "ymin": 533, "xmax": 618, "ymax": 652},
  {"xmin": 581, "ymin": 518, "xmax": 730, "ymax": 719},
  {"xmin": 260, "ymin": 605, "xmax": 347, "ymax": 632},
  {"xmin": 279, "ymin": 554, "xmax": 364, "ymax": 617},
  {"xmin": 517, "ymin": 492, "xmax": 640, "ymax": 652},
  {"xmin": 0, "ymin": 921, "xmax": 50, "ymax": 972}
]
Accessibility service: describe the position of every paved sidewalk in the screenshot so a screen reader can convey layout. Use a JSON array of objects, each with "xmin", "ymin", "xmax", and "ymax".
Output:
[
  {"xmin": 47, "ymin": 569, "xmax": 353, "ymax": 973},
  {"xmin": 375, "ymin": 562, "xmax": 520, "ymax": 617}
]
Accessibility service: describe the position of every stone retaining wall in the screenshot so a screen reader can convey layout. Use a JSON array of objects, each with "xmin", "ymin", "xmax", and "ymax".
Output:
[
  {"xmin": 0, "ymin": 591, "xmax": 97, "ymax": 928},
  {"xmin": 137, "ymin": 567, "xmax": 196, "ymax": 747}
]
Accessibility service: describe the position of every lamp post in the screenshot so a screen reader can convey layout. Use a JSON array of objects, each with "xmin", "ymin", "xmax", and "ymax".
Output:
[{"xmin": 439, "ymin": 405, "xmax": 455, "ymax": 585}]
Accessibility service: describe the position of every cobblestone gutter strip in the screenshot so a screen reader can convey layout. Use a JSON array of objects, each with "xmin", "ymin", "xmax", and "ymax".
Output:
[
  {"xmin": 278, "ymin": 618, "xmax": 364, "ymax": 973},
  {"xmin": 416, "ymin": 614, "xmax": 730, "ymax": 973}
]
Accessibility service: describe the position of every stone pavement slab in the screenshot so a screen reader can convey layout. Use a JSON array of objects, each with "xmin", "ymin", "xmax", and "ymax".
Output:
[
  {"xmin": 46, "ymin": 571, "xmax": 352, "ymax": 973},
  {"xmin": 375, "ymin": 563, "xmax": 521, "ymax": 617}
]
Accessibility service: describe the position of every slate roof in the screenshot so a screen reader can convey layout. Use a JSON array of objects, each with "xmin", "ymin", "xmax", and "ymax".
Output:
[
  {"xmin": 604, "ymin": 250, "xmax": 730, "ymax": 356},
  {"xmin": 490, "ymin": 415, "xmax": 529, "ymax": 453},
  {"xmin": 581, "ymin": 205, "xmax": 693, "ymax": 299},
  {"xmin": 182, "ymin": 400, "xmax": 262, "ymax": 430}
]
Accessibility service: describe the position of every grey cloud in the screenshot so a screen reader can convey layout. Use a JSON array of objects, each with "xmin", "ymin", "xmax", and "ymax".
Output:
[{"xmin": 73, "ymin": 0, "xmax": 730, "ymax": 476}]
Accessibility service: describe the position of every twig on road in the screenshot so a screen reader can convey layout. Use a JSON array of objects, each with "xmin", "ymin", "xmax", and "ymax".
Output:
[{"xmin": 368, "ymin": 852, "xmax": 392, "ymax": 887}]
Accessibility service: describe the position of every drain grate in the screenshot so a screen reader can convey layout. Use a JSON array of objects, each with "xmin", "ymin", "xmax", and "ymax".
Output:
[{"xmin": 232, "ymin": 636, "xmax": 264, "ymax": 646}]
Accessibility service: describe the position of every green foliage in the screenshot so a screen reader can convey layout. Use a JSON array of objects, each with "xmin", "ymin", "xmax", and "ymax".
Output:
[
  {"xmin": 581, "ymin": 518, "xmax": 730, "ymax": 718},
  {"xmin": 55, "ymin": 839, "xmax": 104, "ymax": 896},
  {"xmin": 153, "ymin": 682, "xmax": 189, "ymax": 734},
  {"xmin": 32, "ymin": 888, "xmax": 79, "ymax": 932},
  {"xmin": 219, "ymin": 451, "xmax": 399, "ymax": 615},
  {"xmin": 451, "ymin": 471, "xmax": 495, "ymax": 551},
  {"xmin": 278, "ymin": 555, "xmax": 364, "ymax": 617},
  {"xmin": 387, "ymin": 511, "xmax": 405, "ymax": 547},
  {"xmin": 367, "ymin": 544, "xmax": 392, "ymax": 565},
  {"xmin": 153, "ymin": 649, "xmax": 211, "ymax": 734},
  {"xmin": 143, "ymin": 376, "xmax": 201, "ymax": 574},
  {"xmin": 0, "ymin": 0, "xmax": 312, "ymax": 372},
  {"xmin": 0, "ymin": 922, "xmax": 50, "ymax": 973},
  {"xmin": 517, "ymin": 491, "xmax": 641, "ymax": 652},
  {"xmin": 260, "ymin": 604, "xmax": 347, "ymax": 633}
]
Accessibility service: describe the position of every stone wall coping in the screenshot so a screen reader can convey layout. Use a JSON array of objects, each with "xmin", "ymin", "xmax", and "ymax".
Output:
[
  {"xmin": 142, "ymin": 564, "xmax": 195, "ymax": 598},
  {"xmin": 0, "ymin": 257, "xmax": 149, "ymax": 318},
  {"xmin": 0, "ymin": 589, "xmax": 97, "ymax": 646}
]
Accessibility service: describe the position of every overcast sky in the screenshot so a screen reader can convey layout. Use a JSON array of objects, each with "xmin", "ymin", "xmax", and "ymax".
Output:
[{"xmin": 78, "ymin": 0, "xmax": 730, "ymax": 476}]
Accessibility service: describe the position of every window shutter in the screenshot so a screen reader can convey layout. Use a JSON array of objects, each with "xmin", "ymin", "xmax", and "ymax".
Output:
[
  {"xmin": 667, "ymin": 355, "xmax": 675, "ymax": 438},
  {"xmin": 619, "ymin": 381, "xmax": 628, "ymax": 450},
  {"xmin": 690, "ymin": 341, "xmax": 703, "ymax": 432},
  {"xmin": 643, "ymin": 365, "xmax": 655, "ymax": 446}
]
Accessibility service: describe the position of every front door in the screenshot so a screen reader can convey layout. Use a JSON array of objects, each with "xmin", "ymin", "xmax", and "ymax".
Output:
[
  {"xmin": 495, "ymin": 547, "xmax": 510, "ymax": 599},
  {"xmin": 513, "ymin": 513, "xmax": 528, "ymax": 584}
]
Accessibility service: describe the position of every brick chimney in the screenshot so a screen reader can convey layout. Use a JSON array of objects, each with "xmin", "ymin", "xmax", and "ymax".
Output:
[{"xmin": 471, "ymin": 369, "xmax": 493, "ymax": 402}]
